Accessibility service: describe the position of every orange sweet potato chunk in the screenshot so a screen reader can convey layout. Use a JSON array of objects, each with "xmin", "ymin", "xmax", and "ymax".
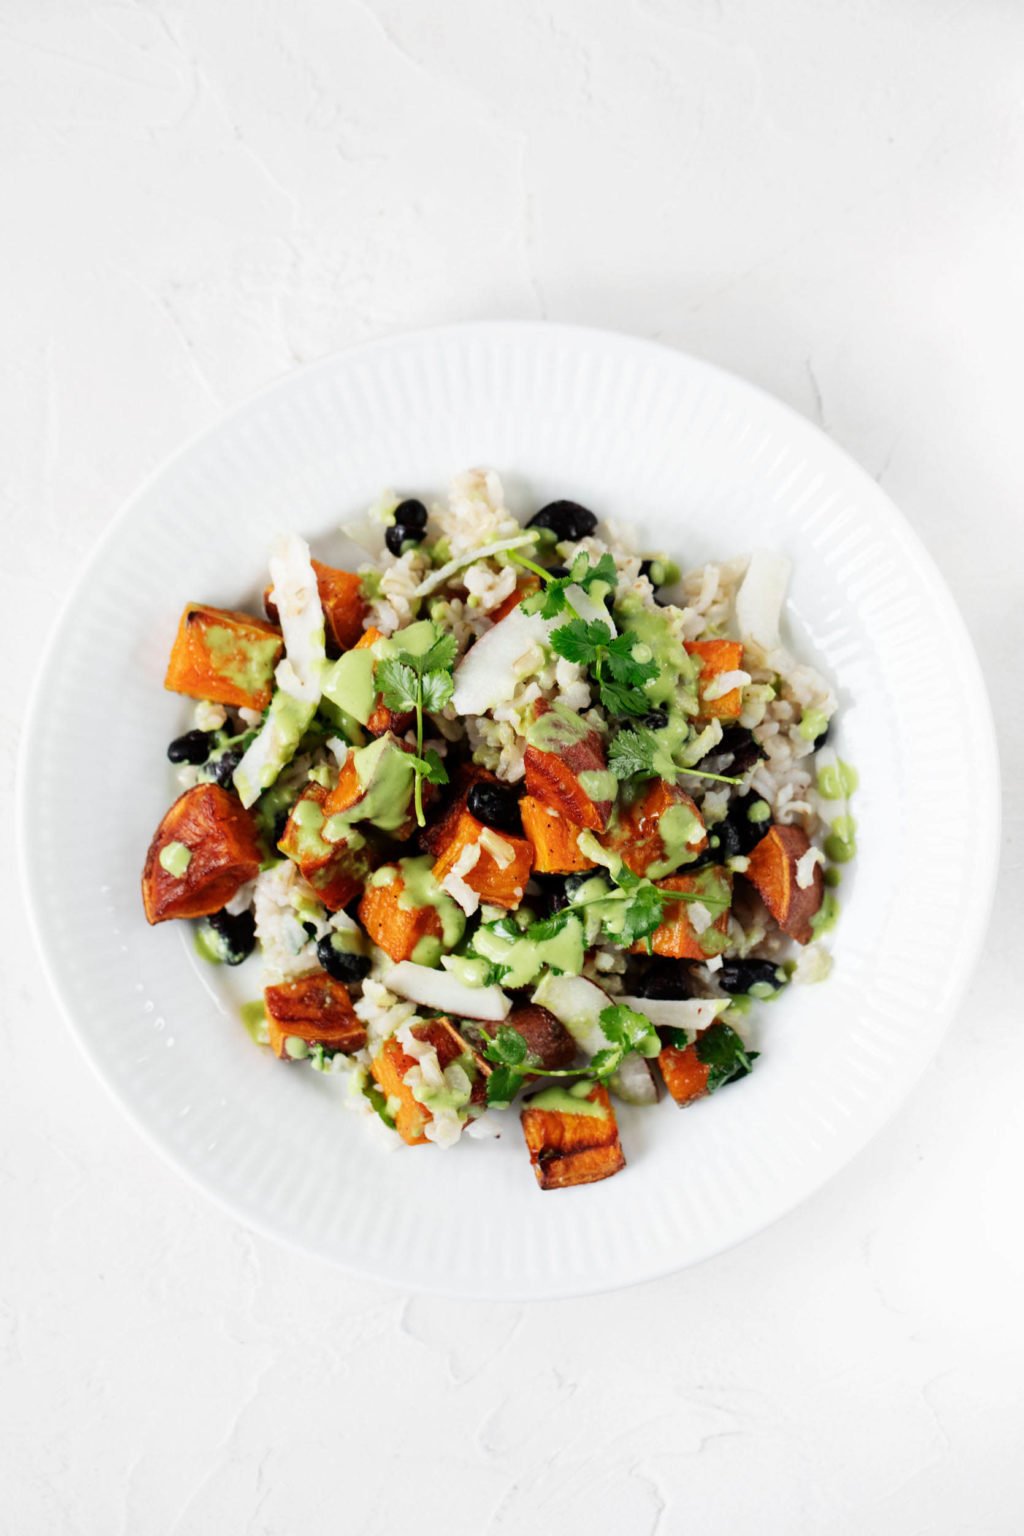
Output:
[
  {"xmin": 370, "ymin": 1018, "xmax": 480, "ymax": 1145},
  {"xmin": 606, "ymin": 781, "xmax": 707, "ymax": 877},
  {"xmin": 263, "ymin": 974, "xmax": 366, "ymax": 1060},
  {"xmin": 142, "ymin": 783, "xmax": 263, "ymax": 924},
  {"xmin": 349, "ymin": 625, "xmax": 415, "ymax": 737},
  {"xmin": 431, "ymin": 810, "xmax": 534, "ymax": 910},
  {"xmin": 277, "ymin": 782, "xmax": 373, "ymax": 911},
  {"xmin": 421, "ymin": 765, "xmax": 499, "ymax": 859},
  {"xmin": 264, "ymin": 560, "xmax": 367, "ymax": 655},
  {"xmin": 520, "ymin": 1084, "xmax": 626, "ymax": 1190},
  {"xmin": 524, "ymin": 745, "xmax": 610, "ymax": 832},
  {"xmin": 658, "ymin": 1042, "xmax": 712, "ymax": 1106},
  {"xmin": 520, "ymin": 796, "xmax": 596, "ymax": 874},
  {"xmin": 635, "ymin": 869, "xmax": 733, "ymax": 960},
  {"xmin": 685, "ymin": 639, "xmax": 745, "ymax": 720},
  {"xmin": 744, "ymin": 824, "xmax": 823, "ymax": 944},
  {"xmin": 164, "ymin": 604, "xmax": 283, "ymax": 711},
  {"xmin": 358, "ymin": 868, "xmax": 444, "ymax": 963}
]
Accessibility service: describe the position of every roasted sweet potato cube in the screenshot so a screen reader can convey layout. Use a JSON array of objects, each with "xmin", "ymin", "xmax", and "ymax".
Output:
[
  {"xmin": 658, "ymin": 1042, "xmax": 711, "ymax": 1106},
  {"xmin": 660, "ymin": 1022, "xmax": 755, "ymax": 1106},
  {"xmin": 606, "ymin": 781, "xmax": 707, "ymax": 878},
  {"xmin": 142, "ymin": 783, "xmax": 262, "ymax": 924},
  {"xmin": 321, "ymin": 734, "xmax": 420, "ymax": 840},
  {"xmin": 431, "ymin": 810, "xmax": 534, "ymax": 910},
  {"xmin": 523, "ymin": 706, "xmax": 612, "ymax": 832},
  {"xmin": 265, "ymin": 560, "xmax": 366, "ymax": 655},
  {"xmin": 263, "ymin": 974, "xmax": 366, "ymax": 1060},
  {"xmin": 520, "ymin": 1084, "xmax": 626, "ymax": 1190},
  {"xmin": 684, "ymin": 639, "xmax": 745, "ymax": 720},
  {"xmin": 358, "ymin": 866, "xmax": 443, "ymax": 963},
  {"xmin": 519, "ymin": 796, "xmax": 596, "ymax": 874},
  {"xmin": 744, "ymin": 824, "xmax": 823, "ymax": 944},
  {"xmin": 635, "ymin": 868, "xmax": 733, "ymax": 960},
  {"xmin": 420, "ymin": 765, "xmax": 498, "ymax": 858},
  {"xmin": 277, "ymin": 782, "xmax": 373, "ymax": 911},
  {"xmin": 164, "ymin": 604, "xmax": 283, "ymax": 711},
  {"xmin": 370, "ymin": 1018, "xmax": 479, "ymax": 1145}
]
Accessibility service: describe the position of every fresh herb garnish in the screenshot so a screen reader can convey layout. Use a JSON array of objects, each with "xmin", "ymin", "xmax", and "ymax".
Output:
[
  {"xmin": 517, "ymin": 550, "xmax": 619, "ymax": 621},
  {"xmin": 376, "ymin": 627, "xmax": 456, "ymax": 826},
  {"xmin": 609, "ymin": 724, "xmax": 743, "ymax": 785},
  {"xmin": 550, "ymin": 619, "xmax": 659, "ymax": 719},
  {"xmin": 693, "ymin": 1022, "xmax": 758, "ymax": 1091},
  {"xmin": 483, "ymin": 1003, "xmax": 660, "ymax": 1108}
]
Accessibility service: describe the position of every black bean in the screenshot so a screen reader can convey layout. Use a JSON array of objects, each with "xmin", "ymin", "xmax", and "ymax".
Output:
[
  {"xmin": 316, "ymin": 936, "xmax": 372, "ymax": 983},
  {"xmin": 641, "ymin": 709, "xmax": 668, "ymax": 731},
  {"xmin": 727, "ymin": 793, "xmax": 773, "ymax": 856},
  {"xmin": 713, "ymin": 819, "xmax": 743, "ymax": 861},
  {"xmin": 208, "ymin": 746, "xmax": 243, "ymax": 787},
  {"xmin": 467, "ymin": 781, "xmax": 523, "ymax": 837},
  {"xmin": 526, "ymin": 500, "xmax": 598, "ymax": 542},
  {"xmin": 385, "ymin": 522, "xmax": 415, "ymax": 556},
  {"xmin": 814, "ymin": 721, "xmax": 832, "ymax": 748},
  {"xmin": 198, "ymin": 908, "xmax": 256, "ymax": 966},
  {"xmin": 714, "ymin": 726, "xmax": 764, "ymax": 777},
  {"xmin": 302, "ymin": 921, "xmax": 319, "ymax": 940},
  {"xmin": 545, "ymin": 563, "xmax": 570, "ymax": 579},
  {"xmin": 717, "ymin": 958, "xmax": 786, "ymax": 996},
  {"xmin": 393, "ymin": 498, "xmax": 428, "ymax": 533},
  {"xmin": 628, "ymin": 958, "xmax": 697, "ymax": 1000},
  {"xmin": 167, "ymin": 729, "xmax": 212, "ymax": 765}
]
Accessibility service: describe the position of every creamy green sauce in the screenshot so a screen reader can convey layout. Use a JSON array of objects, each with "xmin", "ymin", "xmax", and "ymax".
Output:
[
  {"xmin": 323, "ymin": 736, "xmax": 415, "ymax": 841},
  {"xmin": 747, "ymin": 799, "xmax": 771, "ymax": 824},
  {"xmin": 824, "ymin": 814, "xmax": 857, "ymax": 864},
  {"xmin": 284, "ymin": 1035, "xmax": 310, "ymax": 1060},
  {"xmin": 474, "ymin": 913, "xmax": 584, "ymax": 987},
  {"xmin": 645, "ymin": 801, "xmax": 705, "ymax": 879},
  {"xmin": 527, "ymin": 1084, "xmax": 607, "ymax": 1119},
  {"xmin": 526, "ymin": 703, "xmax": 595, "ymax": 753},
  {"xmin": 577, "ymin": 768, "xmax": 616, "ymax": 803},
  {"xmin": 203, "ymin": 624, "xmax": 280, "ymax": 694},
  {"xmin": 618, "ymin": 597, "xmax": 698, "ymax": 711},
  {"xmin": 159, "ymin": 841, "xmax": 192, "ymax": 877},
  {"xmin": 798, "ymin": 707, "xmax": 830, "ymax": 742},
  {"xmin": 811, "ymin": 888, "xmax": 841, "ymax": 937},
  {"xmin": 322, "ymin": 648, "xmax": 376, "ymax": 725},
  {"xmin": 240, "ymin": 1000, "xmax": 270, "ymax": 1046},
  {"xmin": 818, "ymin": 760, "xmax": 859, "ymax": 799}
]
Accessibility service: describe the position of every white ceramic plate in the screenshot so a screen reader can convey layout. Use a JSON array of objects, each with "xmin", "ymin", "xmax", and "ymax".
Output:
[{"xmin": 18, "ymin": 323, "xmax": 999, "ymax": 1299}]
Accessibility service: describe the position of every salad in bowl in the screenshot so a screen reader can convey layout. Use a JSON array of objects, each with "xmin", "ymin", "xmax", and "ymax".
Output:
[{"xmin": 142, "ymin": 469, "xmax": 854, "ymax": 1189}]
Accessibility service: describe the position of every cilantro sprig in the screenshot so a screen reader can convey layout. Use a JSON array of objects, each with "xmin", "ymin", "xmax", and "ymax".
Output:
[
  {"xmin": 527, "ymin": 862, "xmax": 666, "ymax": 949},
  {"xmin": 375, "ymin": 628, "xmax": 455, "ymax": 826},
  {"xmin": 483, "ymin": 1003, "xmax": 660, "ymax": 1108},
  {"xmin": 609, "ymin": 725, "xmax": 743, "ymax": 784}
]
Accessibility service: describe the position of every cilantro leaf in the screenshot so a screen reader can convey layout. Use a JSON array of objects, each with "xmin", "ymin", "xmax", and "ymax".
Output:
[
  {"xmin": 526, "ymin": 910, "xmax": 572, "ymax": 943},
  {"xmin": 485, "ymin": 1065, "xmax": 521, "ymax": 1108},
  {"xmin": 550, "ymin": 618, "xmax": 612, "ymax": 667},
  {"xmin": 487, "ymin": 1025, "xmax": 529, "ymax": 1067},
  {"xmin": 694, "ymin": 1023, "xmax": 758, "ymax": 1092},
  {"xmin": 588, "ymin": 1047, "xmax": 622, "ymax": 1078},
  {"xmin": 616, "ymin": 881, "xmax": 665, "ymax": 945},
  {"xmin": 420, "ymin": 669, "xmax": 454, "ymax": 713},
  {"xmin": 576, "ymin": 552, "xmax": 617, "ymax": 591},
  {"xmin": 599, "ymin": 676, "xmax": 654, "ymax": 718},
  {"xmin": 604, "ymin": 633, "xmax": 658, "ymax": 687},
  {"xmin": 417, "ymin": 632, "xmax": 458, "ymax": 674},
  {"xmin": 663, "ymin": 1027, "xmax": 691, "ymax": 1052},
  {"xmin": 599, "ymin": 1003, "xmax": 660, "ymax": 1057},
  {"xmin": 375, "ymin": 658, "xmax": 418, "ymax": 713},
  {"xmin": 609, "ymin": 729, "xmax": 658, "ymax": 780}
]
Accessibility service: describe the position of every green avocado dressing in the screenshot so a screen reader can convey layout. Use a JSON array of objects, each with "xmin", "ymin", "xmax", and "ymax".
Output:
[
  {"xmin": 527, "ymin": 1084, "xmax": 608, "ymax": 1119},
  {"xmin": 474, "ymin": 913, "xmax": 585, "ymax": 988},
  {"xmin": 645, "ymin": 801, "xmax": 706, "ymax": 878},
  {"xmin": 618, "ymin": 598, "xmax": 699, "ymax": 711},
  {"xmin": 394, "ymin": 855, "xmax": 466, "ymax": 953},
  {"xmin": 240, "ymin": 1000, "xmax": 270, "ymax": 1046},
  {"xmin": 824, "ymin": 815, "xmax": 857, "ymax": 864},
  {"xmin": 798, "ymin": 707, "xmax": 830, "ymax": 742},
  {"xmin": 159, "ymin": 841, "xmax": 192, "ymax": 877},
  {"xmin": 526, "ymin": 703, "xmax": 595, "ymax": 753},
  {"xmin": 323, "ymin": 736, "xmax": 416, "ymax": 842},
  {"xmin": 818, "ymin": 759, "xmax": 859, "ymax": 799},
  {"xmin": 747, "ymin": 799, "xmax": 771, "ymax": 825},
  {"xmin": 203, "ymin": 624, "xmax": 280, "ymax": 694},
  {"xmin": 321, "ymin": 648, "xmax": 376, "ymax": 726},
  {"xmin": 577, "ymin": 768, "xmax": 616, "ymax": 803},
  {"xmin": 811, "ymin": 888, "xmax": 841, "ymax": 937}
]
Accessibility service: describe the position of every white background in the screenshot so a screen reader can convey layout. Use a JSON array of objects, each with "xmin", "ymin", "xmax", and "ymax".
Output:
[{"xmin": 1, "ymin": 2, "xmax": 1021, "ymax": 1532}]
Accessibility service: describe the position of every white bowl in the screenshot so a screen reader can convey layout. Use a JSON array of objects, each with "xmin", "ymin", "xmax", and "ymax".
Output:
[{"xmin": 17, "ymin": 323, "xmax": 1000, "ymax": 1298}]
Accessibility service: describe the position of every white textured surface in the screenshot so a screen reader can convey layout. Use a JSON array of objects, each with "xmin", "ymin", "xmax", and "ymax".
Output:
[{"xmin": 1, "ymin": 2, "xmax": 1021, "ymax": 1530}]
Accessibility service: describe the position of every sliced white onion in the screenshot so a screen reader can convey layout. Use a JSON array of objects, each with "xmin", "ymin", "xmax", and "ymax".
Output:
[
  {"xmin": 736, "ymin": 549, "xmax": 791, "ymax": 655},
  {"xmin": 452, "ymin": 605, "xmax": 553, "ymax": 715},
  {"xmin": 413, "ymin": 533, "xmax": 539, "ymax": 599},
  {"xmin": 617, "ymin": 995, "xmax": 730, "ymax": 1031},
  {"xmin": 383, "ymin": 962, "xmax": 512, "ymax": 1022},
  {"xmin": 609, "ymin": 1051, "xmax": 657, "ymax": 1106},
  {"xmin": 267, "ymin": 533, "xmax": 326, "ymax": 702}
]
